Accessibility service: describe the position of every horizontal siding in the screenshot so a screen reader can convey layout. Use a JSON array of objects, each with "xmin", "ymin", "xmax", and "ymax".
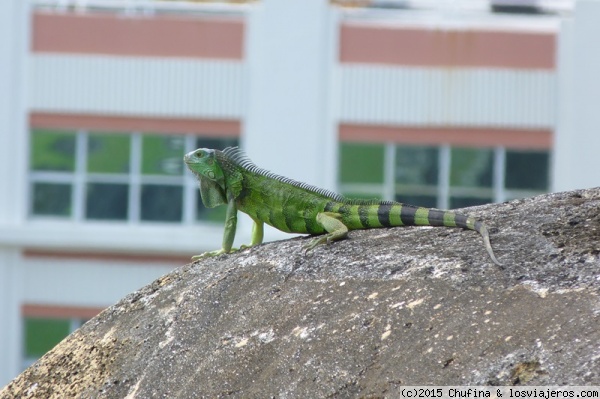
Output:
[
  {"xmin": 340, "ymin": 65, "xmax": 556, "ymax": 128},
  {"xmin": 30, "ymin": 54, "xmax": 246, "ymax": 119}
]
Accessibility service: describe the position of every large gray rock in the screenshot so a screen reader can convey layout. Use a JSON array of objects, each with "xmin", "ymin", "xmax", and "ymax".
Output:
[{"xmin": 2, "ymin": 188, "xmax": 599, "ymax": 398}]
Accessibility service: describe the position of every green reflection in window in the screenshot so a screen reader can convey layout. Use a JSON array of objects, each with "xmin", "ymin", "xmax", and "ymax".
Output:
[
  {"xmin": 32, "ymin": 183, "xmax": 72, "ymax": 216},
  {"xmin": 339, "ymin": 143, "xmax": 384, "ymax": 184},
  {"xmin": 505, "ymin": 150, "xmax": 549, "ymax": 190},
  {"xmin": 395, "ymin": 145, "xmax": 438, "ymax": 185},
  {"xmin": 450, "ymin": 148, "xmax": 493, "ymax": 188},
  {"xmin": 87, "ymin": 133, "xmax": 130, "ymax": 174},
  {"xmin": 142, "ymin": 135, "xmax": 185, "ymax": 176},
  {"xmin": 25, "ymin": 318, "xmax": 70, "ymax": 358},
  {"xmin": 30, "ymin": 129, "xmax": 76, "ymax": 172}
]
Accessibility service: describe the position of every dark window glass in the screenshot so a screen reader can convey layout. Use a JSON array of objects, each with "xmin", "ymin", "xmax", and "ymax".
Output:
[
  {"xmin": 505, "ymin": 150, "xmax": 549, "ymax": 190},
  {"xmin": 395, "ymin": 145, "xmax": 438, "ymax": 185},
  {"xmin": 30, "ymin": 130, "xmax": 76, "ymax": 172},
  {"xmin": 86, "ymin": 183, "xmax": 129, "ymax": 220},
  {"xmin": 32, "ymin": 183, "xmax": 72, "ymax": 216},
  {"xmin": 339, "ymin": 143, "xmax": 385, "ymax": 184},
  {"xmin": 450, "ymin": 148, "xmax": 493, "ymax": 188},
  {"xmin": 141, "ymin": 185, "xmax": 183, "ymax": 222}
]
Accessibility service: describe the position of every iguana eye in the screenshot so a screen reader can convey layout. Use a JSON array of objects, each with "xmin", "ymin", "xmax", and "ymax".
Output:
[{"xmin": 196, "ymin": 151, "xmax": 204, "ymax": 158}]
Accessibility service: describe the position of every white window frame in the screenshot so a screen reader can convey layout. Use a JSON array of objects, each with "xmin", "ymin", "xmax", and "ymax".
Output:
[
  {"xmin": 340, "ymin": 142, "xmax": 550, "ymax": 209},
  {"xmin": 29, "ymin": 130, "xmax": 233, "ymax": 224}
]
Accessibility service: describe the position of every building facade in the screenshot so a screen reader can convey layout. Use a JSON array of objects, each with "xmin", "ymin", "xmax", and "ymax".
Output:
[{"xmin": 1, "ymin": 0, "xmax": 598, "ymax": 386}]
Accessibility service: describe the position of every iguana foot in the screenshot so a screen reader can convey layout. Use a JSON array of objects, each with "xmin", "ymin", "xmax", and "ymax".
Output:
[
  {"xmin": 191, "ymin": 247, "xmax": 239, "ymax": 260},
  {"xmin": 303, "ymin": 235, "xmax": 331, "ymax": 254}
]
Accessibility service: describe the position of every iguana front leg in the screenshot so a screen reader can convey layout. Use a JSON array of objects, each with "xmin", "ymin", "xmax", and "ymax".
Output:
[
  {"xmin": 304, "ymin": 212, "xmax": 349, "ymax": 253},
  {"xmin": 192, "ymin": 196, "xmax": 238, "ymax": 260}
]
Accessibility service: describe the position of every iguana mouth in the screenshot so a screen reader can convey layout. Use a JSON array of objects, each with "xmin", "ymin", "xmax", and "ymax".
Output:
[{"xmin": 183, "ymin": 153, "xmax": 197, "ymax": 165}]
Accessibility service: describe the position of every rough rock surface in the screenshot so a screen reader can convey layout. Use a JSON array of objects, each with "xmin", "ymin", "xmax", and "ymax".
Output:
[{"xmin": 2, "ymin": 188, "xmax": 599, "ymax": 398}]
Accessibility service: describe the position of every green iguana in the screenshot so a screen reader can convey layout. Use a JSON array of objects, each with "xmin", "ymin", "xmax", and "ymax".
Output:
[{"xmin": 184, "ymin": 147, "xmax": 502, "ymax": 265}]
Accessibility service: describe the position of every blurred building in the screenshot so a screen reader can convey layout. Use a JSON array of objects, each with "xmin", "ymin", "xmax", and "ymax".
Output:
[{"xmin": 1, "ymin": 0, "xmax": 598, "ymax": 386}]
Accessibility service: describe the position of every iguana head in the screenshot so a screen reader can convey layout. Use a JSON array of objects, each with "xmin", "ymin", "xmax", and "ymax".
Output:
[{"xmin": 184, "ymin": 148, "xmax": 227, "ymax": 208}]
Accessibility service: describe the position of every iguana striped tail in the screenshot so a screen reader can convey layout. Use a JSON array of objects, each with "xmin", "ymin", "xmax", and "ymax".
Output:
[
  {"xmin": 333, "ymin": 201, "xmax": 502, "ymax": 266},
  {"xmin": 413, "ymin": 206, "xmax": 501, "ymax": 266}
]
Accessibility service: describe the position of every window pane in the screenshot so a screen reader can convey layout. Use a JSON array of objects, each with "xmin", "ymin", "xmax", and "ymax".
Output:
[
  {"xmin": 450, "ymin": 196, "xmax": 492, "ymax": 209},
  {"xmin": 30, "ymin": 129, "xmax": 76, "ymax": 172},
  {"xmin": 450, "ymin": 148, "xmax": 493, "ymax": 188},
  {"xmin": 339, "ymin": 143, "xmax": 385, "ymax": 184},
  {"xmin": 24, "ymin": 318, "xmax": 70, "ymax": 358},
  {"xmin": 32, "ymin": 183, "xmax": 72, "ymax": 216},
  {"xmin": 86, "ymin": 183, "xmax": 128, "ymax": 220},
  {"xmin": 395, "ymin": 145, "xmax": 438, "ymax": 185},
  {"xmin": 195, "ymin": 137, "xmax": 239, "ymax": 151},
  {"xmin": 505, "ymin": 150, "xmax": 549, "ymax": 190},
  {"xmin": 141, "ymin": 185, "xmax": 183, "ymax": 222},
  {"xmin": 142, "ymin": 135, "xmax": 185, "ymax": 176},
  {"xmin": 395, "ymin": 194, "xmax": 437, "ymax": 208},
  {"xmin": 87, "ymin": 133, "xmax": 130, "ymax": 174}
]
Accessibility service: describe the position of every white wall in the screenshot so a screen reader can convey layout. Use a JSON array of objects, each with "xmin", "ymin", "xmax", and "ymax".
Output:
[
  {"xmin": 243, "ymin": 0, "xmax": 339, "ymax": 190},
  {"xmin": 21, "ymin": 257, "xmax": 175, "ymax": 308},
  {"xmin": 554, "ymin": 0, "xmax": 600, "ymax": 191},
  {"xmin": 0, "ymin": 250, "xmax": 23, "ymax": 389},
  {"xmin": 0, "ymin": 0, "xmax": 29, "ymax": 226},
  {"xmin": 0, "ymin": 0, "xmax": 29, "ymax": 386}
]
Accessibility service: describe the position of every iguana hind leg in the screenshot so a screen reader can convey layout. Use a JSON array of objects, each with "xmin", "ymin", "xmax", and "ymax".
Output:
[
  {"xmin": 304, "ymin": 212, "xmax": 349, "ymax": 253},
  {"xmin": 240, "ymin": 219, "xmax": 264, "ymax": 250}
]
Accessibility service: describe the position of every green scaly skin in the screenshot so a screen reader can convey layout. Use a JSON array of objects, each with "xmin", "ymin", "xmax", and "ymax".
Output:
[{"xmin": 184, "ymin": 147, "xmax": 502, "ymax": 265}]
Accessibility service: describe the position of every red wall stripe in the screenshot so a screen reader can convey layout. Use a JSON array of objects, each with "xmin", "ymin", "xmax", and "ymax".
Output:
[
  {"xmin": 340, "ymin": 23, "xmax": 556, "ymax": 69},
  {"xmin": 22, "ymin": 304, "xmax": 105, "ymax": 319},
  {"xmin": 339, "ymin": 124, "xmax": 552, "ymax": 150},
  {"xmin": 32, "ymin": 11, "xmax": 245, "ymax": 59},
  {"xmin": 23, "ymin": 249, "xmax": 190, "ymax": 264},
  {"xmin": 30, "ymin": 113, "xmax": 241, "ymax": 136}
]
